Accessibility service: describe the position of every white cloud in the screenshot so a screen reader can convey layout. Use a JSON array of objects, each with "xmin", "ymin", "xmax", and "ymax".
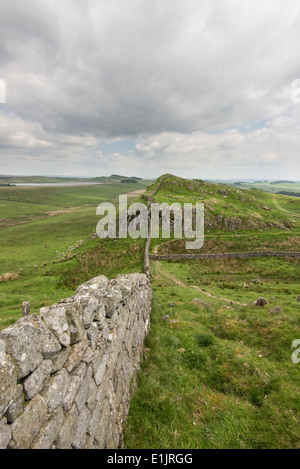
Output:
[{"xmin": 0, "ymin": 0, "xmax": 300, "ymax": 177}]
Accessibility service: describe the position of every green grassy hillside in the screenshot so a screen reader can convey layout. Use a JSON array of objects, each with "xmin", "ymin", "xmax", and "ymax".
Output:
[
  {"xmin": 124, "ymin": 174, "xmax": 300, "ymax": 449},
  {"xmin": 1, "ymin": 173, "xmax": 300, "ymax": 448},
  {"xmin": 0, "ymin": 180, "xmax": 150, "ymax": 329},
  {"xmin": 143, "ymin": 174, "xmax": 300, "ymax": 233}
]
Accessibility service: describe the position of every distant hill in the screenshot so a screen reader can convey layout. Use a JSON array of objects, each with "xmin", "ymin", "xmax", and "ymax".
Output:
[
  {"xmin": 277, "ymin": 191, "xmax": 300, "ymax": 197},
  {"xmin": 270, "ymin": 180, "xmax": 295, "ymax": 185},
  {"xmin": 140, "ymin": 174, "xmax": 300, "ymax": 234},
  {"xmin": 218, "ymin": 179, "xmax": 300, "ymax": 195},
  {"xmin": 0, "ymin": 174, "xmax": 145, "ymax": 184}
]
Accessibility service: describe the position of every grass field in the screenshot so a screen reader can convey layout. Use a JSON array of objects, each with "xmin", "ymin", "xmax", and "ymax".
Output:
[
  {"xmin": 124, "ymin": 256, "xmax": 300, "ymax": 449},
  {"xmin": 1, "ymin": 173, "xmax": 300, "ymax": 448},
  {"xmin": 0, "ymin": 180, "xmax": 150, "ymax": 329},
  {"xmin": 123, "ymin": 175, "xmax": 300, "ymax": 449}
]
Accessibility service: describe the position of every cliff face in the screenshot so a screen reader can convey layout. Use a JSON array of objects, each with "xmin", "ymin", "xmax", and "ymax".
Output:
[{"xmin": 0, "ymin": 273, "xmax": 152, "ymax": 449}]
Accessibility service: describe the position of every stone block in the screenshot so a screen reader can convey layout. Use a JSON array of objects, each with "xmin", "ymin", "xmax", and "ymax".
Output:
[
  {"xmin": 75, "ymin": 365, "xmax": 93, "ymax": 412},
  {"xmin": 5, "ymin": 384, "xmax": 24, "ymax": 423},
  {"xmin": 55, "ymin": 403, "xmax": 79, "ymax": 449},
  {"xmin": 31, "ymin": 406, "xmax": 64, "ymax": 449},
  {"xmin": 9, "ymin": 394, "xmax": 48, "ymax": 449},
  {"xmin": 42, "ymin": 368, "xmax": 69, "ymax": 413},
  {"xmin": 72, "ymin": 406, "xmax": 91, "ymax": 449},
  {"xmin": 0, "ymin": 350, "xmax": 17, "ymax": 418},
  {"xmin": 23, "ymin": 360, "xmax": 52, "ymax": 400},
  {"xmin": 0, "ymin": 418, "xmax": 11, "ymax": 449},
  {"xmin": 62, "ymin": 362, "xmax": 87, "ymax": 411},
  {"xmin": 40, "ymin": 305, "xmax": 70, "ymax": 347}
]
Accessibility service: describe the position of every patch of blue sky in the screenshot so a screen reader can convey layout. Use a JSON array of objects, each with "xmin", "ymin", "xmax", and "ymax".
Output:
[
  {"xmin": 99, "ymin": 138, "xmax": 136, "ymax": 154},
  {"xmin": 204, "ymin": 118, "xmax": 270, "ymax": 135},
  {"xmin": 0, "ymin": 104, "xmax": 11, "ymax": 115}
]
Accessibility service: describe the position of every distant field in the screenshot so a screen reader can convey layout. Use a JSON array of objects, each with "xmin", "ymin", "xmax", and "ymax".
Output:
[
  {"xmin": 0, "ymin": 174, "xmax": 147, "ymax": 184},
  {"xmin": 216, "ymin": 180, "xmax": 300, "ymax": 195}
]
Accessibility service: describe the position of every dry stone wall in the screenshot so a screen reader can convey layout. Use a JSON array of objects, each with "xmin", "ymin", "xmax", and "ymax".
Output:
[
  {"xmin": 0, "ymin": 273, "xmax": 152, "ymax": 449},
  {"xmin": 149, "ymin": 251, "xmax": 300, "ymax": 261}
]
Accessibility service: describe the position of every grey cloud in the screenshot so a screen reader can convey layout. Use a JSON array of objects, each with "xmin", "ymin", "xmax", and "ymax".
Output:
[{"xmin": 0, "ymin": 0, "xmax": 300, "ymax": 177}]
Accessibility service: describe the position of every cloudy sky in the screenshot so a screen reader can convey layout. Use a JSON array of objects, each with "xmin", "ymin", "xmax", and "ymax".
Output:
[{"xmin": 0, "ymin": 0, "xmax": 300, "ymax": 179}]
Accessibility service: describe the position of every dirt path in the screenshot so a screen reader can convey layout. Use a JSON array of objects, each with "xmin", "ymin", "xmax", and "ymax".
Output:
[
  {"xmin": 153, "ymin": 239, "xmax": 175, "ymax": 255},
  {"xmin": 122, "ymin": 189, "xmax": 146, "ymax": 198},
  {"xmin": 272, "ymin": 195, "xmax": 300, "ymax": 218},
  {"xmin": 155, "ymin": 258, "xmax": 248, "ymax": 306}
]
